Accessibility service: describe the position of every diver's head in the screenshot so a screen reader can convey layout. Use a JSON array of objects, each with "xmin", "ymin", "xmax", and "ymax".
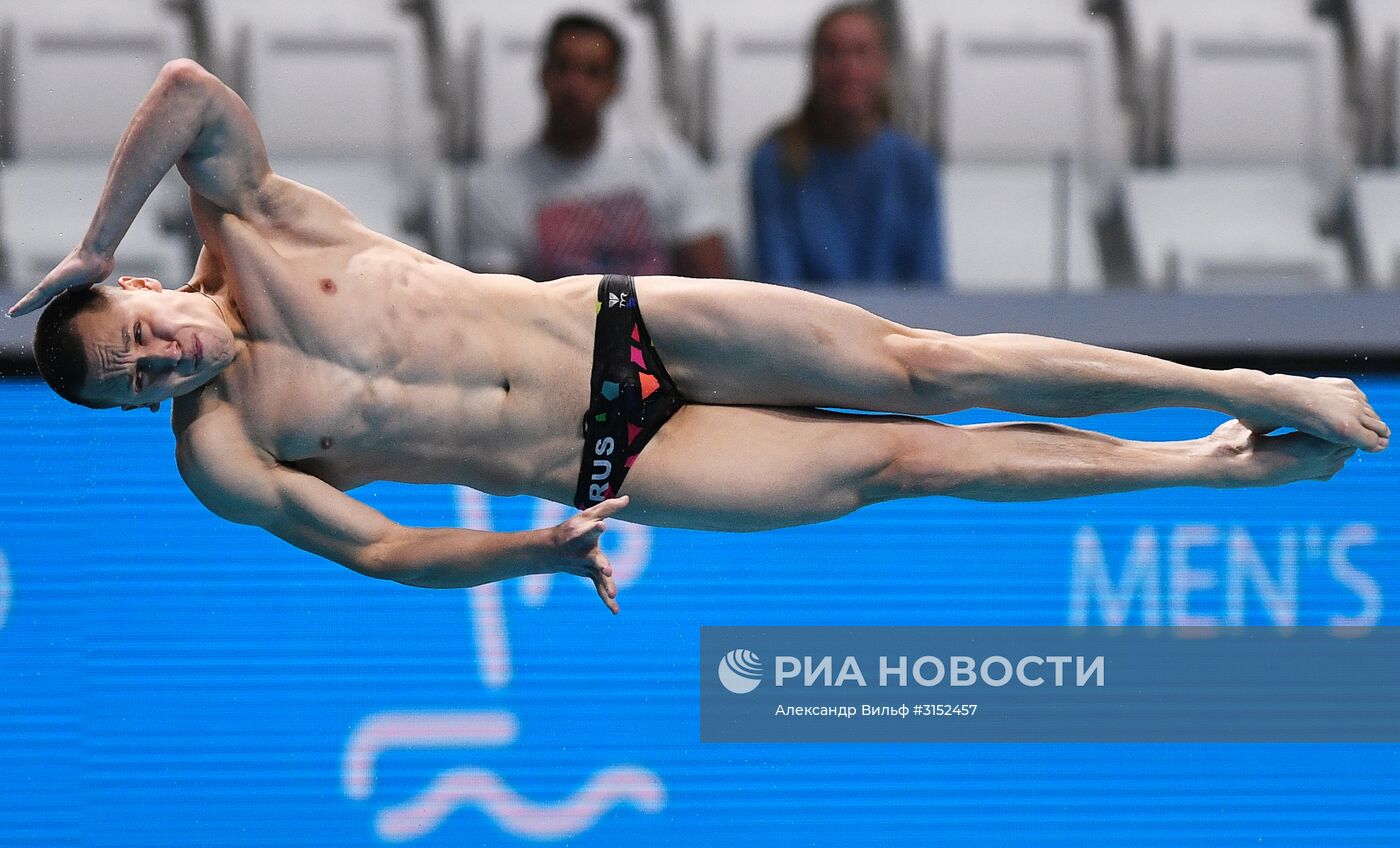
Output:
[{"xmin": 34, "ymin": 277, "xmax": 237, "ymax": 411}]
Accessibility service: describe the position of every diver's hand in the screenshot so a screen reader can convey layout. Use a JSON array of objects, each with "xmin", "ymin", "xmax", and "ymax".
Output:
[
  {"xmin": 7, "ymin": 245, "xmax": 115, "ymax": 317},
  {"xmin": 550, "ymin": 495, "xmax": 629, "ymax": 615}
]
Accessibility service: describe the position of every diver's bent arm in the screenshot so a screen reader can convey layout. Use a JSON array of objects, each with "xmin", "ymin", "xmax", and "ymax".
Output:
[
  {"xmin": 177, "ymin": 435, "xmax": 622, "ymax": 612},
  {"xmin": 81, "ymin": 58, "xmax": 272, "ymax": 258},
  {"xmin": 182, "ymin": 452, "xmax": 550, "ymax": 585},
  {"xmin": 362, "ymin": 526, "xmax": 557, "ymax": 588}
]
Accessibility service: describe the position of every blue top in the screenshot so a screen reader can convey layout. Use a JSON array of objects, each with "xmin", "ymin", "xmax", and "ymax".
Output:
[{"xmin": 750, "ymin": 128, "xmax": 945, "ymax": 285}]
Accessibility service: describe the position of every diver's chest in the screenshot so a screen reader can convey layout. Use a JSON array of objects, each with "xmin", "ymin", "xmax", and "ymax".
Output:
[
  {"xmin": 218, "ymin": 250, "xmax": 404, "ymax": 370},
  {"xmin": 257, "ymin": 283, "xmax": 397, "ymax": 369},
  {"xmin": 229, "ymin": 348, "xmax": 381, "ymax": 463}
]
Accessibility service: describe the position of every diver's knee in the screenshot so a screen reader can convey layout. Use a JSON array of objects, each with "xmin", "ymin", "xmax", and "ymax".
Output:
[
  {"xmin": 861, "ymin": 422, "xmax": 977, "ymax": 502},
  {"xmin": 885, "ymin": 333, "xmax": 987, "ymax": 407}
]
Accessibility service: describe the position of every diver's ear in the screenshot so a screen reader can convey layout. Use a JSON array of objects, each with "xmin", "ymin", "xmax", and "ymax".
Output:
[{"xmin": 117, "ymin": 276, "xmax": 164, "ymax": 292}]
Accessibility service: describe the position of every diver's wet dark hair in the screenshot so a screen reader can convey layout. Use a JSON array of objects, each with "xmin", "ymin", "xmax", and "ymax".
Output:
[
  {"xmin": 33, "ymin": 286, "xmax": 112, "ymax": 409},
  {"xmin": 544, "ymin": 12, "xmax": 627, "ymax": 75}
]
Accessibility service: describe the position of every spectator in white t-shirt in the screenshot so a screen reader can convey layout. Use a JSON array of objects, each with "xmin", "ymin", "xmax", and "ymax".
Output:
[{"xmin": 463, "ymin": 13, "xmax": 731, "ymax": 280}]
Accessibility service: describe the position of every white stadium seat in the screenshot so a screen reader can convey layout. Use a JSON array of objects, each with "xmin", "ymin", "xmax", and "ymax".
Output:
[
  {"xmin": 200, "ymin": 0, "xmax": 440, "ymax": 246},
  {"xmin": 1350, "ymin": 0, "xmax": 1400, "ymax": 57},
  {"xmin": 0, "ymin": 1, "xmax": 187, "ymax": 158},
  {"xmin": 903, "ymin": 2, "xmax": 1121, "ymax": 290},
  {"xmin": 702, "ymin": 25, "xmax": 811, "ymax": 160},
  {"xmin": 662, "ymin": 0, "xmax": 832, "ymax": 158},
  {"xmin": 938, "ymin": 21, "xmax": 1124, "ymax": 179},
  {"xmin": 1351, "ymin": 32, "xmax": 1400, "ymax": 288},
  {"xmin": 1121, "ymin": 14, "xmax": 1351, "ymax": 292},
  {"xmin": 896, "ymin": 0, "xmax": 1113, "ymax": 144},
  {"xmin": 1352, "ymin": 170, "xmax": 1400, "ymax": 288},
  {"xmin": 0, "ymin": 163, "xmax": 190, "ymax": 287},
  {"xmin": 432, "ymin": 0, "xmax": 636, "ymax": 51},
  {"xmin": 665, "ymin": 0, "xmax": 833, "ymax": 50},
  {"xmin": 200, "ymin": 1, "xmax": 438, "ymax": 158},
  {"xmin": 0, "ymin": 0, "xmax": 192, "ymax": 290},
  {"xmin": 1124, "ymin": 0, "xmax": 1316, "ymax": 47},
  {"xmin": 1343, "ymin": 0, "xmax": 1400, "ymax": 163},
  {"xmin": 942, "ymin": 163, "xmax": 1102, "ymax": 292},
  {"xmin": 1125, "ymin": 169, "xmax": 1347, "ymax": 291},
  {"xmin": 1167, "ymin": 30, "xmax": 1346, "ymax": 169},
  {"xmin": 898, "ymin": 0, "xmax": 1098, "ymax": 53},
  {"xmin": 1122, "ymin": 0, "xmax": 1319, "ymax": 97},
  {"xmin": 198, "ymin": 1, "xmax": 412, "ymax": 51},
  {"xmin": 1120, "ymin": 0, "xmax": 1340, "ymax": 163},
  {"xmin": 708, "ymin": 157, "xmax": 751, "ymax": 276},
  {"xmin": 238, "ymin": 23, "xmax": 435, "ymax": 162}
]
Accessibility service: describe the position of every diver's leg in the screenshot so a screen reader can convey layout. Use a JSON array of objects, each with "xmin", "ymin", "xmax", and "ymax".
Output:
[
  {"xmin": 635, "ymin": 276, "xmax": 1389, "ymax": 452},
  {"xmin": 614, "ymin": 405, "xmax": 1354, "ymax": 531}
]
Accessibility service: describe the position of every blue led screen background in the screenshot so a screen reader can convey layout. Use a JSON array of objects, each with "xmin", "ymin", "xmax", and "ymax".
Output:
[{"xmin": 1, "ymin": 377, "xmax": 1396, "ymax": 847}]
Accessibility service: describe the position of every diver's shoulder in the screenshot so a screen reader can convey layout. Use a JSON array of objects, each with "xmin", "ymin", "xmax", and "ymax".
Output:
[
  {"xmin": 173, "ymin": 393, "xmax": 277, "ymax": 509},
  {"xmin": 172, "ymin": 388, "xmax": 254, "ymax": 458}
]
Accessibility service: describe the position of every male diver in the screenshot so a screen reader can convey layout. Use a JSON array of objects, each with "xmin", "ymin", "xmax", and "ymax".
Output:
[{"xmin": 11, "ymin": 61, "xmax": 1389, "ymax": 613}]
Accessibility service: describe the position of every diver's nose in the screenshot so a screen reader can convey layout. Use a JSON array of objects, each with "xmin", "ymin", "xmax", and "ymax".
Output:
[{"xmin": 149, "ymin": 336, "xmax": 187, "ymax": 365}]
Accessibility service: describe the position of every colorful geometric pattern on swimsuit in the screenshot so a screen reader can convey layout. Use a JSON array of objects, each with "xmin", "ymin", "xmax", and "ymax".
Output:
[{"xmin": 573, "ymin": 275, "xmax": 686, "ymax": 510}]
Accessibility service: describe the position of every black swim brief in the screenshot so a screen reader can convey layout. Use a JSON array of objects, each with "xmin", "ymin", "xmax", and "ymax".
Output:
[{"xmin": 573, "ymin": 275, "xmax": 685, "ymax": 510}]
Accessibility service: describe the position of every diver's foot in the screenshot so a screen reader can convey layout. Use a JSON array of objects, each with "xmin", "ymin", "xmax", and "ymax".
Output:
[
  {"xmin": 1235, "ymin": 373, "xmax": 1389, "ymax": 453},
  {"xmin": 1204, "ymin": 419, "xmax": 1356, "ymax": 487}
]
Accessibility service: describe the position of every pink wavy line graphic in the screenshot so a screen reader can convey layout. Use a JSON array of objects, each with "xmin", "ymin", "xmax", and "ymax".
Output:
[
  {"xmin": 376, "ymin": 765, "xmax": 666, "ymax": 841},
  {"xmin": 342, "ymin": 711, "xmax": 518, "ymax": 800},
  {"xmin": 0, "ymin": 550, "xmax": 10, "ymax": 631}
]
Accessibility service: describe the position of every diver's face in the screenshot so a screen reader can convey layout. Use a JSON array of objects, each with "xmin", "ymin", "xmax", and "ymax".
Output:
[
  {"xmin": 75, "ymin": 278, "xmax": 237, "ymax": 411},
  {"xmin": 812, "ymin": 11, "xmax": 889, "ymax": 119}
]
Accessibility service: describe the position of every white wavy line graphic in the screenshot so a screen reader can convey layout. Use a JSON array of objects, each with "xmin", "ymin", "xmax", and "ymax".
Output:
[
  {"xmin": 343, "ymin": 711, "xmax": 518, "ymax": 800},
  {"xmin": 376, "ymin": 765, "xmax": 666, "ymax": 841}
]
